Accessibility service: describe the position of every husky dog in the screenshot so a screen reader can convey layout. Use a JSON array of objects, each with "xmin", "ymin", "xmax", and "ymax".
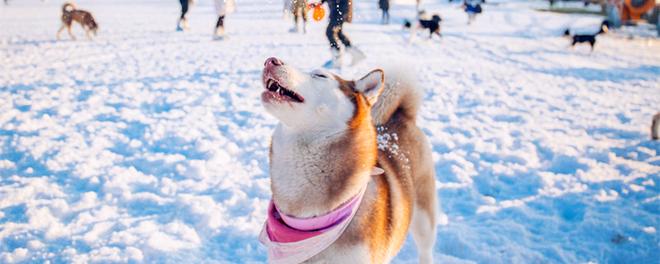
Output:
[
  {"xmin": 564, "ymin": 20, "xmax": 610, "ymax": 51},
  {"xmin": 652, "ymin": 112, "xmax": 660, "ymax": 140},
  {"xmin": 404, "ymin": 11, "xmax": 443, "ymax": 41},
  {"xmin": 260, "ymin": 57, "xmax": 437, "ymax": 263},
  {"xmin": 57, "ymin": 2, "xmax": 98, "ymax": 40}
]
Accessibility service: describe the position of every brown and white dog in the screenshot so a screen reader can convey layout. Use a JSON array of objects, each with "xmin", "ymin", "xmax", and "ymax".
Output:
[
  {"xmin": 57, "ymin": 2, "xmax": 98, "ymax": 41},
  {"xmin": 261, "ymin": 57, "xmax": 437, "ymax": 263}
]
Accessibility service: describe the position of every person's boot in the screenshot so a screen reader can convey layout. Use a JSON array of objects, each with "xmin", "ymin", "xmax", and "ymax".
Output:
[
  {"xmin": 289, "ymin": 23, "xmax": 300, "ymax": 33},
  {"xmin": 323, "ymin": 48, "xmax": 342, "ymax": 69},
  {"xmin": 176, "ymin": 19, "xmax": 184, "ymax": 31},
  {"xmin": 346, "ymin": 46, "xmax": 366, "ymax": 66}
]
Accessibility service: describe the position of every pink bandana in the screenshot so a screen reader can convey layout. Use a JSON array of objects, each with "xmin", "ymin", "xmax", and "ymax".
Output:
[{"xmin": 259, "ymin": 168, "xmax": 383, "ymax": 264}]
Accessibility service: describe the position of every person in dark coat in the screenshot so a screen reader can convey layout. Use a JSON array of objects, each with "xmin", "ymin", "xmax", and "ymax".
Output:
[
  {"xmin": 314, "ymin": 0, "xmax": 365, "ymax": 68},
  {"xmin": 379, "ymin": 0, "xmax": 390, "ymax": 24}
]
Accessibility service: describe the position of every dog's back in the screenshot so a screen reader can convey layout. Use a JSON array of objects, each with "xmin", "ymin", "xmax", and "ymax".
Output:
[
  {"xmin": 61, "ymin": 2, "xmax": 98, "ymax": 30},
  {"xmin": 314, "ymin": 69, "xmax": 437, "ymax": 263},
  {"xmin": 373, "ymin": 69, "xmax": 436, "ymax": 263}
]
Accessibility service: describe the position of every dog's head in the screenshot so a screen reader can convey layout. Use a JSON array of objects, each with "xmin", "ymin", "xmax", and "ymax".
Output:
[
  {"xmin": 432, "ymin": 14, "xmax": 442, "ymax": 23},
  {"xmin": 87, "ymin": 20, "xmax": 99, "ymax": 35},
  {"xmin": 600, "ymin": 20, "xmax": 610, "ymax": 34},
  {"xmin": 261, "ymin": 57, "xmax": 384, "ymax": 131},
  {"xmin": 63, "ymin": 2, "xmax": 76, "ymax": 12}
]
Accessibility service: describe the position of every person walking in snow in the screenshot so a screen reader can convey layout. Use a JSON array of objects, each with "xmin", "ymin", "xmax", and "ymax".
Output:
[
  {"xmin": 177, "ymin": 0, "xmax": 191, "ymax": 31},
  {"xmin": 312, "ymin": 0, "xmax": 366, "ymax": 68},
  {"xmin": 379, "ymin": 0, "xmax": 390, "ymax": 24},
  {"xmin": 213, "ymin": 0, "xmax": 235, "ymax": 39},
  {"xmin": 462, "ymin": 0, "xmax": 482, "ymax": 25}
]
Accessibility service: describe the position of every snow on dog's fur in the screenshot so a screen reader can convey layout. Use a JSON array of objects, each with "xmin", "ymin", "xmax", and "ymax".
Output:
[{"xmin": 260, "ymin": 57, "xmax": 437, "ymax": 263}]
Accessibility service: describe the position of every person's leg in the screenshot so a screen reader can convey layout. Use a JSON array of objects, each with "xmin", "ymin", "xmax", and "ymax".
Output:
[
  {"xmin": 180, "ymin": 0, "xmax": 189, "ymax": 19},
  {"xmin": 324, "ymin": 22, "xmax": 342, "ymax": 68},
  {"xmin": 335, "ymin": 21, "xmax": 365, "ymax": 65},
  {"xmin": 178, "ymin": 0, "xmax": 189, "ymax": 30},
  {"xmin": 215, "ymin": 15, "xmax": 225, "ymax": 37},
  {"xmin": 291, "ymin": 7, "xmax": 300, "ymax": 32},
  {"xmin": 301, "ymin": 5, "xmax": 307, "ymax": 33},
  {"xmin": 326, "ymin": 23, "xmax": 341, "ymax": 50},
  {"xmin": 216, "ymin": 15, "xmax": 225, "ymax": 28},
  {"xmin": 336, "ymin": 22, "xmax": 351, "ymax": 48}
]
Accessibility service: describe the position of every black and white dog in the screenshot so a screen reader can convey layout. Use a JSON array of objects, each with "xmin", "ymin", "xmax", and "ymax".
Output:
[
  {"xmin": 403, "ymin": 11, "xmax": 442, "ymax": 41},
  {"xmin": 564, "ymin": 20, "xmax": 610, "ymax": 51}
]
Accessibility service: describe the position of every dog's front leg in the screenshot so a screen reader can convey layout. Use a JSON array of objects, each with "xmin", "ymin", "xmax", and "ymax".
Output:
[
  {"xmin": 67, "ymin": 26, "xmax": 76, "ymax": 40},
  {"xmin": 85, "ymin": 28, "xmax": 93, "ymax": 40},
  {"xmin": 56, "ymin": 24, "xmax": 66, "ymax": 40}
]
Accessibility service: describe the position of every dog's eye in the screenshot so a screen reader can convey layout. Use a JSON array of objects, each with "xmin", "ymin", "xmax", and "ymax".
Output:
[{"xmin": 313, "ymin": 73, "xmax": 328, "ymax": 79}]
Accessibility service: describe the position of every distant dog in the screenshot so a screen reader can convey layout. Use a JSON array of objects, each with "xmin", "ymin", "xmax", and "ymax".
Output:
[
  {"xmin": 652, "ymin": 112, "xmax": 660, "ymax": 140},
  {"xmin": 288, "ymin": 0, "xmax": 308, "ymax": 33},
  {"xmin": 57, "ymin": 2, "xmax": 98, "ymax": 40},
  {"xmin": 564, "ymin": 20, "xmax": 610, "ymax": 51},
  {"xmin": 404, "ymin": 11, "xmax": 442, "ymax": 40}
]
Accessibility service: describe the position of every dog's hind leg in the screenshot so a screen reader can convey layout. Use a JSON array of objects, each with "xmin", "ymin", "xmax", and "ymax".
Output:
[
  {"xmin": 411, "ymin": 163, "xmax": 437, "ymax": 264},
  {"xmin": 411, "ymin": 186, "xmax": 437, "ymax": 264}
]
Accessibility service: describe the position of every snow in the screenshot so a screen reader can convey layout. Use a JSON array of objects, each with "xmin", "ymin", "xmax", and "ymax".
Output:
[{"xmin": 1, "ymin": 0, "xmax": 659, "ymax": 263}]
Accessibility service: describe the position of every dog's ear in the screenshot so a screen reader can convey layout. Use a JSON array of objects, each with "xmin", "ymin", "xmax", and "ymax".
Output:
[{"xmin": 355, "ymin": 69, "xmax": 384, "ymax": 105}]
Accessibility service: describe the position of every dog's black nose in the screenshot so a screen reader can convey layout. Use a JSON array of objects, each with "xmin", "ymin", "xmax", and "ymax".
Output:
[{"xmin": 265, "ymin": 57, "xmax": 283, "ymax": 67}]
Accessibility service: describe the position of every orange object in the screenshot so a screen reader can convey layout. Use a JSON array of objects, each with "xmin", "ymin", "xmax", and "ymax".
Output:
[
  {"xmin": 621, "ymin": 0, "xmax": 655, "ymax": 21},
  {"xmin": 312, "ymin": 5, "xmax": 325, "ymax": 21}
]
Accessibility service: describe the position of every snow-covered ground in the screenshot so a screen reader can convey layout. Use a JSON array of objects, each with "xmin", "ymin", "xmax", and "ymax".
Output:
[{"xmin": 1, "ymin": 0, "xmax": 659, "ymax": 263}]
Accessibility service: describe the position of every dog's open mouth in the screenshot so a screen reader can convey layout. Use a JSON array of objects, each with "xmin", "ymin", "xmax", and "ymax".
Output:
[{"xmin": 263, "ymin": 78, "xmax": 305, "ymax": 103}]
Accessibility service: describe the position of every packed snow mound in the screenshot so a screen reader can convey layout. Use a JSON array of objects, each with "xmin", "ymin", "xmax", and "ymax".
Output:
[{"xmin": 1, "ymin": 0, "xmax": 659, "ymax": 263}]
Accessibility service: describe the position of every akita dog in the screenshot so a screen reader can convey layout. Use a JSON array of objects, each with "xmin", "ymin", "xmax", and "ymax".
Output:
[{"xmin": 259, "ymin": 57, "xmax": 437, "ymax": 263}]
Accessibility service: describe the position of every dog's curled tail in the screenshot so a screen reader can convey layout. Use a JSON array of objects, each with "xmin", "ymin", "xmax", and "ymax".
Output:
[
  {"xmin": 62, "ymin": 2, "xmax": 76, "ymax": 13},
  {"xmin": 371, "ymin": 66, "xmax": 422, "ymax": 125}
]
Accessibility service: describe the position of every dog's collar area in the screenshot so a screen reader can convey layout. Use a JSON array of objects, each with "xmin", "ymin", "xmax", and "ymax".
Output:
[
  {"xmin": 260, "ymin": 167, "xmax": 383, "ymax": 263},
  {"xmin": 275, "ymin": 187, "xmax": 363, "ymax": 232},
  {"xmin": 273, "ymin": 166, "xmax": 383, "ymax": 232}
]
